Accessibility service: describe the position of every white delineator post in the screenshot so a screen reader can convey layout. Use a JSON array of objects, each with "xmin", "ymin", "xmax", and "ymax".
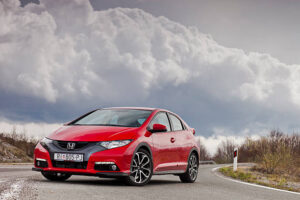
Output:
[{"xmin": 233, "ymin": 147, "xmax": 238, "ymax": 171}]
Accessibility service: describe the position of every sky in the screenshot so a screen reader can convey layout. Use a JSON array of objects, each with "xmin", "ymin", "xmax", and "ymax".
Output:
[{"xmin": 1, "ymin": 0, "xmax": 300, "ymax": 154}]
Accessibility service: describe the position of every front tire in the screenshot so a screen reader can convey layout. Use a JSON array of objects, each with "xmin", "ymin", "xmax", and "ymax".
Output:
[
  {"xmin": 41, "ymin": 171, "xmax": 71, "ymax": 181},
  {"xmin": 124, "ymin": 149, "xmax": 153, "ymax": 186},
  {"xmin": 179, "ymin": 153, "xmax": 199, "ymax": 183}
]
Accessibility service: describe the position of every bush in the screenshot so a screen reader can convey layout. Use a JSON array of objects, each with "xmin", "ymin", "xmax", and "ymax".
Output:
[
  {"xmin": 214, "ymin": 130, "xmax": 299, "ymax": 177},
  {"xmin": 0, "ymin": 131, "xmax": 38, "ymax": 158},
  {"xmin": 238, "ymin": 130, "xmax": 299, "ymax": 175},
  {"xmin": 213, "ymin": 139, "xmax": 235, "ymax": 164}
]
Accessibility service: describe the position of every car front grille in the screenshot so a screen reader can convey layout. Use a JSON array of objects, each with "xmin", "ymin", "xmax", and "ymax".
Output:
[
  {"xmin": 52, "ymin": 160, "xmax": 88, "ymax": 169},
  {"xmin": 55, "ymin": 141, "xmax": 91, "ymax": 150}
]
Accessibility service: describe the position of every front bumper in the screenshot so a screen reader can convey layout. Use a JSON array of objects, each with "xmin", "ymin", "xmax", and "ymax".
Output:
[
  {"xmin": 32, "ymin": 167, "xmax": 128, "ymax": 177},
  {"xmin": 33, "ymin": 140, "xmax": 134, "ymax": 177}
]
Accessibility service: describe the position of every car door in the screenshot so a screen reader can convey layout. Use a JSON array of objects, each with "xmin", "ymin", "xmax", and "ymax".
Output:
[
  {"xmin": 149, "ymin": 112, "xmax": 178, "ymax": 172},
  {"xmin": 168, "ymin": 113, "xmax": 189, "ymax": 171}
]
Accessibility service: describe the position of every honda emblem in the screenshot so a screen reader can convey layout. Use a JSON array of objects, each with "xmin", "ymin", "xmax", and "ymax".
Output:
[{"xmin": 67, "ymin": 142, "xmax": 76, "ymax": 150}]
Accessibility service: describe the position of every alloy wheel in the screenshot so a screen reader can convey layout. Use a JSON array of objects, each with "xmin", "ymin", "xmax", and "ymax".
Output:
[
  {"xmin": 130, "ymin": 152, "xmax": 152, "ymax": 184},
  {"xmin": 188, "ymin": 154, "xmax": 198, "ymax": 181}
]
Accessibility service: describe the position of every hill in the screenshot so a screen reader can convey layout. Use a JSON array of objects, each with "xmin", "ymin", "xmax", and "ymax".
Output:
[{"xmin": 0, "ymin": 133, "xmax": 37, "ymax": 163}]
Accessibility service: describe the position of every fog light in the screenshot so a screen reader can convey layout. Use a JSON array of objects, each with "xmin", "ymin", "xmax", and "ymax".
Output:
[
  {"xmin": 94, "ymin": 162, "xmax": 119, "ymax": 171},
  {"xmin": 111, "ymin": 165, "xmax": 117, "ymax": 171},
  {"xmin": 35, "ymin": 158, "xmax": 48, "ymax": 168}
]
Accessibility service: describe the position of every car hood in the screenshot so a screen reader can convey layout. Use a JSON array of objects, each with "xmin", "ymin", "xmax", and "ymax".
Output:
[{"xmin": 47, "ymin": 125, "xmax": 138, "ymax": 141}]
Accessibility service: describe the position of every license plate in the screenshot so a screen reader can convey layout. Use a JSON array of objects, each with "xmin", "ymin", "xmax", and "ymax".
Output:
[{"xmin": 54, "ymin": 153, "xmax": 84, "ymax": 162}]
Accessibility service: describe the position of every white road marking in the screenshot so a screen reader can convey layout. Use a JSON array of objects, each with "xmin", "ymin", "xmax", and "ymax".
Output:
[
  {"xmin": 212, "ymin": 166, "xmax": 300, "ymax": 196},
  {"xmin": 0, "ymin": 179, "xmax": 24, "ymax": 200}
]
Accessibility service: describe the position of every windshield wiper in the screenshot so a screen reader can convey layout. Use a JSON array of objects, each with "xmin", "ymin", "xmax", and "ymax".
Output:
[
  {"xmin": 103, "ymin": 124, "xmax": 130, "ymax": 127},
  {"xmin": 72, "ymin": 124, "xmax": 131, "ymax": 127}
]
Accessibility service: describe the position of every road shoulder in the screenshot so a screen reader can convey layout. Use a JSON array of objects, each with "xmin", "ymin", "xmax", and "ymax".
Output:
[{"xmin": 212, "ymin": 165, "xmax": 300, "ymax": 196}]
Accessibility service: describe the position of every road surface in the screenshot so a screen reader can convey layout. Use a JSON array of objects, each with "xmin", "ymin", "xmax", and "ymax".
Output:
[{"xmin": 0, "ymin": 164, "xmax": 299, "ymax": 200}]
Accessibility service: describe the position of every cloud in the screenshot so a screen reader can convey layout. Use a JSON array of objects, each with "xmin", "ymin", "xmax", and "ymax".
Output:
[
  {"xmin": 1, "ymin": 0, "xmax": 300, "ymax": 135},
  {"xmin": 0, "ymin": 118, "xmax": 61, "ymax": 139},
  {"xmin": 196, "ymin": 134, "xmax": 261, "ymax": 156}
]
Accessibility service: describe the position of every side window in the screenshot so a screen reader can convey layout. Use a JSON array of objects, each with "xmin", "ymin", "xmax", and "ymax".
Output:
[
  {"xmin": 149, "ymin": 112, "xmax": 171, "ymax": 131},
  {"xmin": 169, "ymin": 114, "xmax": 183, "ymax": 131}
]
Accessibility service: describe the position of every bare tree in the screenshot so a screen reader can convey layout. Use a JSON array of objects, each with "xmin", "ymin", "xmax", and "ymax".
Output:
[{"xmin": 213, "ymin": 139, "xmax": 235, "ymax": 164}]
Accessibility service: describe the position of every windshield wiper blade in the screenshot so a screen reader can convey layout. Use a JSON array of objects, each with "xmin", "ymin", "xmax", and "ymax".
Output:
[
  {"xmin": 104, "ymin": 124, "xmax": 127, "ymax": 127},
  {"xmin": 71, "ymin": 124, "xmax": 132, "ymax": 127}
]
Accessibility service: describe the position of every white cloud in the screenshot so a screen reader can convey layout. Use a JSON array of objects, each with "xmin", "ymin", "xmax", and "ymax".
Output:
[
  {"xmin": 196, "ymin": 134, "xmax": 261, "ymax": 156},
  {"xmin": 0, "ymin": 119, "xmax": 61, "ymax": 139},
  {"xmin": 1, "ymin": 0, "xmax": 300, "ymax": 135},
  {"xmin": 0, "ymin": 0, "xmax": 298, "ymax": 104}
]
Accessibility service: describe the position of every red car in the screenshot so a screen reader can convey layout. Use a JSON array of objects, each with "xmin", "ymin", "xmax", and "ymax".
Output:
[{"xmin": 33, "ymin": 107, "xmax": 199, "ymax": 186}]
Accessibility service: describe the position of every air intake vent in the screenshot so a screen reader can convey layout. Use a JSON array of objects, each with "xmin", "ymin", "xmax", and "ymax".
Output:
[{"xmin": 52, "ymin": 161, "xmax": 88, "ymax": 169}]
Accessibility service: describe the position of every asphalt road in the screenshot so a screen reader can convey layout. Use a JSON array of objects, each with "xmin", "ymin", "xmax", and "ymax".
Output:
[{"xmin": 0, "ymin": 164, "xmax": 299, "ymax": 200}]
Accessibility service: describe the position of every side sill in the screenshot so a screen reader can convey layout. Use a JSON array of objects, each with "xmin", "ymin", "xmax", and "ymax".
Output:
[{"xmin": 153, "ymin": 170, "xmax": 185, "ymax": 175}]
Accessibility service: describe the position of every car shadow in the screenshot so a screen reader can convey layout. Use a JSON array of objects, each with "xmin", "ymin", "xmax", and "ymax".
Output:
[{"xmin": 33, "ymin": 177, "xmax": 181, "ymax": 187}]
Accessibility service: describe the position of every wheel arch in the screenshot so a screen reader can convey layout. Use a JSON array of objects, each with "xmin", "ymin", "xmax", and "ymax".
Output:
[
  {"xmin": 129, "ymin": 142, "xmax": 153, "ymax": 171},
  {"xmin": 189, "ymin": 147, "xmax": 199, "ymax": 161},
  {"xmin": 132, "ymin": 142, "xmax": 153, "ymax": 158},
  {"xmin": 125, "ymin": 142, "xmax": 154, "ymax": 185},
  {"xmin": 185, "ymin": 147, "xmax": 199, "ymax": 172}
]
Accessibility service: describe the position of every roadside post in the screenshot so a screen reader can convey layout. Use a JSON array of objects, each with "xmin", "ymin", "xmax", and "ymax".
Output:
[{"xmin": 233, "ymin": 147, "xmax": 238, "ymax": 171}]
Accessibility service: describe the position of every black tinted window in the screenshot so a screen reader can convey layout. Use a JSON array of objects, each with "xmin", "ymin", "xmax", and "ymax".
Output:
[
  {"xmin": 169, "ymin": 114, "xmax": 183, "ymax": 131},
  {"xmin": 73, "ymin": 109, "xmax": 152, "ymax": 127},
  {"xmin": 149, "ymin": 112, "xmax": 171, "ymax": 131}
]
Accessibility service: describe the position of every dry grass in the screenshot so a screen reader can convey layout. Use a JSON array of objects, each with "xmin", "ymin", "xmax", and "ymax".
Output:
[
  {"xmin": 214, "ymin": 130, "xmax": 300, "ymax": 180},
  {"xmin": 219, "ymin": 166, "xmax": 300, "ymax": 192},
  {"xmin": 239, "ymin": 131, "xmax": 300, "ymax": 177},
  {"xmin": 0, "ymin": 130, "xmax": 38, "ymax": 163}
]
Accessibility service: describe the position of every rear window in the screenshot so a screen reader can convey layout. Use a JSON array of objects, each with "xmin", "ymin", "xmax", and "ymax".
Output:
[
  {"xmin": 72, "ymin": 109, "xmax": 152, "ymax": 127},
  {"xmin": 169, "ymin": 114, "xmax": 184, "ymax": 131}
]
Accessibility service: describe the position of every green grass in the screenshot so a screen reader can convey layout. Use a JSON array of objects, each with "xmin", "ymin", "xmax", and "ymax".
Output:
[
  {"xmin": 219, "ymin": 166, "xmax": 300, "ymax": 192},
  {"xmin": 219, "ymin": 167, "xmax": 256, "ymax": 182}
]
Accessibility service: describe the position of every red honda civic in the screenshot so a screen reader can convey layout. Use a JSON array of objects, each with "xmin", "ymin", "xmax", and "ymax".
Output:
[{"xmin": 33, "ymin": 107, "xmax": 200, "ymax": 186}]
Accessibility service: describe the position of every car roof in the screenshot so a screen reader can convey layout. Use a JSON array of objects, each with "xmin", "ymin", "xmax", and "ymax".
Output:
[{"xmin": 103, "ymin": 107, "xmax": 170, "ymax": 112}]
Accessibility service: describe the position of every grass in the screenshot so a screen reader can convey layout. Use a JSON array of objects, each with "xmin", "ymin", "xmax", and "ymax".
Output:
[
  {"xmin": 219, "ymin": 166, "xmax": 300, "ymax": 192},
  {"xmin": 219, "ymin": 167, "xmax": 256, "ymax": 182}
]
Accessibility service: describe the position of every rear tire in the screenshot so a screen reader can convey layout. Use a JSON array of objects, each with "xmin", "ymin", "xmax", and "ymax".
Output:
[
  {"xmin": 41, "ymin": 171, "xmax": 71, "ymax": 181},
  {"xmin": 179, "ymin": 153, "xmax": 199, "ymax": 183},
  {"xmin": 124, "ymin": 149, "xmax": 153, "ymax": 186}
]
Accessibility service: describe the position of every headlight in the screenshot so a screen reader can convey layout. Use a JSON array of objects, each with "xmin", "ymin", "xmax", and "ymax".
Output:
[
  {"xmin": 40, "ymin": 137, "xmax": 52, "ymax": 149},
  {"xmin": 100, "ymin": 140, "xmax": 132, "ymax": 149}
]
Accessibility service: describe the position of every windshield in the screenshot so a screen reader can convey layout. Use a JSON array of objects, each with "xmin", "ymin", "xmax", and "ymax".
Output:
[{"xmin": 72, "ymin": 109, "xmax": 152, "ymax": 127}]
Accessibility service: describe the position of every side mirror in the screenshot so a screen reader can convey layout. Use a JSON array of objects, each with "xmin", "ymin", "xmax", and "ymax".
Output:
[
  {"xmin": 148, "ymin": 124, "xmax": 167, "ymax": 133},
  {"xmin": 192, "ymin": 128, "xmax": 196, "ymax": 135}
]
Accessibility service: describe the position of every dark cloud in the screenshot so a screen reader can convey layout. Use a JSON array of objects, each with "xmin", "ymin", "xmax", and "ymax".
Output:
[{"xmin": 1, "ymin": 0, "xmax": 300, "ymax": 137}]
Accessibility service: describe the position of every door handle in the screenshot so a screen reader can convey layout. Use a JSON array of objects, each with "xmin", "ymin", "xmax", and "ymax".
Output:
[{"xmin": 170, "ymin": 137, "xmax": 175, "ymax": 143}]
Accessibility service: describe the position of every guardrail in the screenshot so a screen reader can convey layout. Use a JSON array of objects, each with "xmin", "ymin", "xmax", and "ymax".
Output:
[{"xmin": 199, "ymin": 160, "xmax": 216, "ymax": 165}]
